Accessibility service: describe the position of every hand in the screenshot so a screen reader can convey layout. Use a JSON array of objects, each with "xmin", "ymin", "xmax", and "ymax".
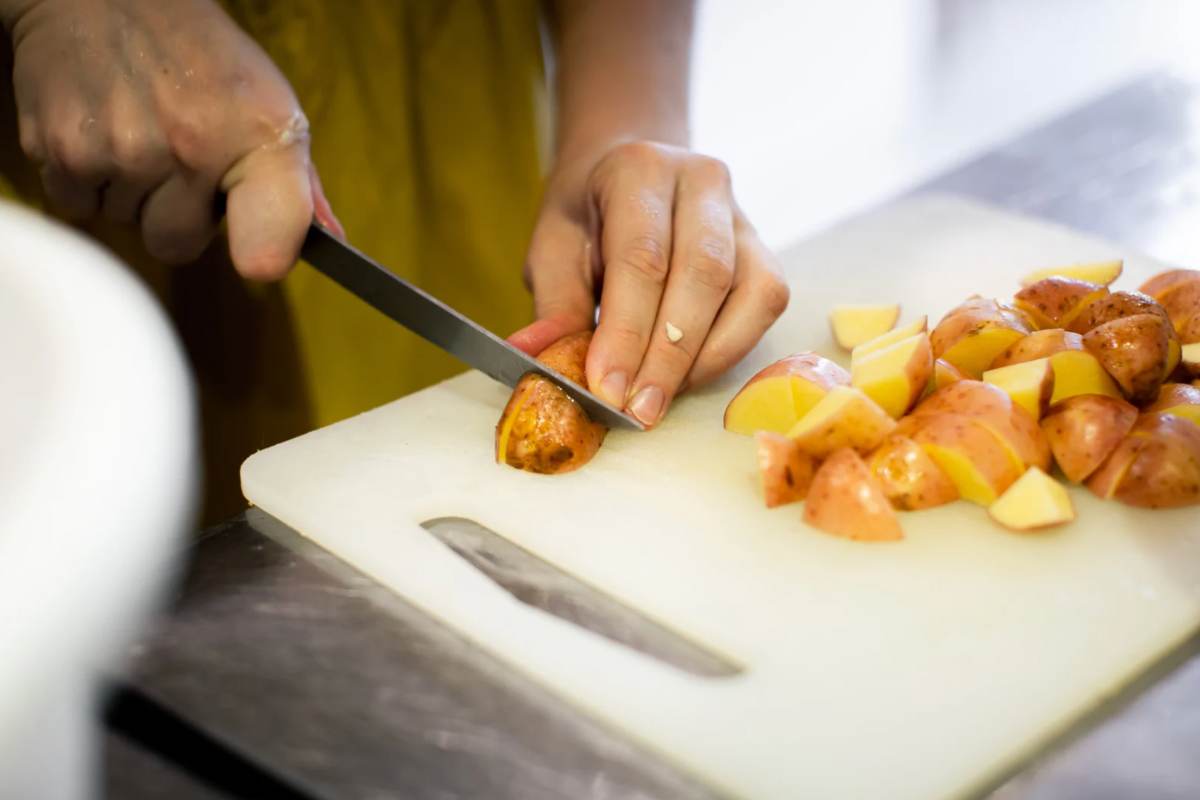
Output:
[
  {"xmin": 512, "ymin": 141, "xmax": 789, "ymax": 428},
  {"xmin": 4, "ymin": 0, "xmax": 342, "ymax": 278}
]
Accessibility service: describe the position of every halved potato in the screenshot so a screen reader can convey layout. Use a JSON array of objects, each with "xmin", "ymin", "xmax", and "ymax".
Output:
[
  {"xmin": 830, "ymin": 304, "xmax": 901, "ymax": 350},
  {"xmin": 496, "ymin": 332, "xmax": 606, "ymax": 474},
  {"xmin": 1048, "ymin": 350, "xmax": 1122, "ymax": 405},
  {"xmin": 724, "ymin": 353, "xmax": 850, "ymax": 435},
  {"xmin": 1040, "ymin": 394, "xmax": 1138, "ymax": 483},
  {"xmin": 1020, "ymin": 260, "xmax": 1123, "ymax": 287},
  {"xmin": 1013, "ymin": 278, "xmax": 1108, "ymax": 330},
  {"xmin": 931, "ymin": 297, "xmax": 1032, "ymax": 378},
  {"xmin": 787, "ymin": 386, "xmax": 897, "ymax": 458},
  {"xmin": 1082, "ymin": 313, "xmax": 1171, "ymax": 405},
  {"xmin": 851, "ymin": 332, "xmax": 933, "ymax": 418},
  {"xmin": 1142, "ymin": 382, "xmax": 1200, "ymax": 426},
  {"xmin": 989, "ymin": 328, "xmax": 1083, "ymax": 369},
  {"xmin": 868, "ymin": 434, "xmax": 958, "ymax": 510},
  {"xmin": 756, "ymin": 432, "xmax": 817, "ymax": 508},
  {"xmin": 982, "ymin": 357, "xmax": 1055, "ymax": 421},
  {"xmin": 803, "ymin": 448, "xmax": 904, "ymax": 541},
  {"xmin": 988, "ymin": 467, "xmax": 1075, "ymax": 532},
  {"xmin": 913, "ymin": 413, "xmax": 1023, "ymax": 505},
  {"xmin": 851, "ymin": 316, "xmax": 928, "ymax": 364}
]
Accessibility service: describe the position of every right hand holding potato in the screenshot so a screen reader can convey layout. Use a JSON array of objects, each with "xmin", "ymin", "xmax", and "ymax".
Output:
[{"xmin": 3, "ymin": 0, "xmax": 341, "ymax": 278}]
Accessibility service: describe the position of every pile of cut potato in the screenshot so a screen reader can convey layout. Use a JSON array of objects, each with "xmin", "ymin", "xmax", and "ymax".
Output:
[{"xmin": 724, "ymin": 262, "xmax": 1200, "ymax": 541}]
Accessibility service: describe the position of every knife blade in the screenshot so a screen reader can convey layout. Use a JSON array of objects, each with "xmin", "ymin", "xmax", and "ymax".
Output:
[{"xmin": 300, "ymin": 223, "xmax": 643, "ymax": 431}]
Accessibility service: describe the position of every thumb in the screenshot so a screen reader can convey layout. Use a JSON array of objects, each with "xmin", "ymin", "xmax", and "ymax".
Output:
[
  {"xmin": 221, "ymin": 142, "xmax": 314, "ymax": 281},
  {"xmin": 308, "ymin": 161, "xmax": 345, "ymax": 239},
  {"xmin": 508, "ymin": 210, "xmax": 596, "ymax": 355}
]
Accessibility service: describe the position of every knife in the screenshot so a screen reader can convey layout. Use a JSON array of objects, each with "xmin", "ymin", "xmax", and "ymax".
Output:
[{"xmin": 300, "ymin": 223, "xmax": 643, "ymax": 431}]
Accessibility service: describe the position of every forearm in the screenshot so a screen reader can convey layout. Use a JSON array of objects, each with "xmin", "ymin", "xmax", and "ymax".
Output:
[{"xmin": 548, "ymin": 0, "xmax": 694, "ymax": 166}]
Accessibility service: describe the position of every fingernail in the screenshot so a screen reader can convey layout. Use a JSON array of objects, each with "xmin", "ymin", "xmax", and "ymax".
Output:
[
  {"xmin": 630, "ymin": 385, "xmax": 665, "ymax": 426},
  {"xmin": 598, "ymin": 371, "xmax": 628, "ymax": 406}
]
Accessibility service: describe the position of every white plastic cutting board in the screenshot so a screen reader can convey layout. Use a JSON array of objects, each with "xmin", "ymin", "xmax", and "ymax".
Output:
[{"xmin": 243, "ymin": 194, "xmax": 1200, "ymax": 800}]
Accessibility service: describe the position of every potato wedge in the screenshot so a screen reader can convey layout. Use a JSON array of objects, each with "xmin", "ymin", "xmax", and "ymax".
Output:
[
  {"xmin": 1139, "ymin": 269, "xmax": 1200, "ymax": 301},
  {"xmin": 1067, "ymin": 290, "xmax": 1170, "ymax": 334},
  {"xmin": 1013, "ymin": 278, "xmax": 1108, "ymax": 330},
  {"xmin": 1020, "ymin": 260, "xmax": 1123, "ymax": 287},
  {"xmin": 1142, "ymin": 382, "xmax": 1200, "ymax": 427},
  {"xmin": 982, "ymin": 358, "xmax": 1055, "ymax": 421},
  {"xmin": 496, "ymin": 332, "xmax": 606, "ymax": 474},
  {"xmin": 851, "ymin": 316, "xmax": 928, "ymax": 363},
  {"xmin": 756, "ymin": 432, "xmax": 817, "ymax": 508},
  {"xmin": 1109, "ymin": 413, "xmax": 1200, "ymax": 508},
  {"xmin": 868, "ymin": 434, "xmax": 958, "ymax": 510},
  {"xmin": 851, "ymin": 332, "xmax": 933, "ymax": 418},
  {"xmin": 1082, "ymin": 313, "xmax": 1171, "ymax": 405},
  {"xmin": 803, "ymin": 448, "xmax": 904, "ymax": 541},
  {"xmin": 931, "ymin": 297, "xmax": 1032, "ymax": 378},
  {"xmin": 787, "ymin": 386, "xmax": 897, "ymax": 458},
  {"xmin": 724, "ymin": 353, "xmax": 850, "ymax": 435},
  {"xmin": 1158, "ymin": 279, "xmax": 1200, "ymax": 340},
  {"xmin": 988, "ymin": 467, "xmax": 1076, "ymax": 532},
  {"xmin": 913, "ymin": 413, "xmax": 1024, "ymax": 505},
  {"xmin": 830, "ymin": 304, "xmax": 901, "ymax": 350},
  {"xmin": 1048, "ymin": 350, "xmax": 1122, "ymax": 405},
  {"xmin": 1040, "ymin": 394, "xmax": 1138, "ymax": 483},
  {"xmin": 989, "ymin": 328, "xmax": 1083, "ymax": 369},
  {"xmin": 907, "ymin": 380, "xmax": 1051, "ymax": 471},
  {"xmin": 1085, "ymin": 432, "xmax": 1147, "ymax": 500}
]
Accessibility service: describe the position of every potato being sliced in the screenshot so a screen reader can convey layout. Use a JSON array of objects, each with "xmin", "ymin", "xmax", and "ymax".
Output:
[
  {"xmin": 756, "ymin": 432, "xmax": 817, "ymax": 508},
  {"xmin": 724, "ymin": 353, "xmax": 850, "ymax": 435},
  {"xmin": 1013, "ymin": 278, "xmax": 1109, "ymax": 330},
  {"xmin": 868, "ymin": 434, "xmax": 958, "ymax": 510},
  {"xmin": 803, "ymin": 448, "xmax": 903, "ymax": 542},
  {"xmin": 982, "ymin": 357, "xmax": 1055, "ymax": 421},
  {"xmin": 931, "ymin": 297, "xmax": 1031, "ymax": 378},
  {"xmin": 1020, "ymin": 260, "xmax": 1123, "ymax": 287},
  {"xmin": 787, "ymin": 386, "xmax": 897, "ymax": 459},
  {"xmin": 851, "ymin": 316, "xmax": 929, "ymax": 363},
  {"xmin": 913, "ymin": 413, "xmax": 1023, "ymax": 505},
  {"xmin": 988, "ymin": 467, "xmax": 1075, "ymax": 532},
  {"xmin": 830, "ymin": 304, "xmax": 901, "ymax": 350},
  {"xmin": 851, "ymin": 332, "xmax": 933, "ymax": 419},
  {"xmin": 1082, "ymin": 313, "xmax": 1171, "ymax": 405},
  {"xmin": 989, "ymin": 328, "xmax": 1083, "ymax": 369},
  {"xmin": 1040, "ymin": 394, "xmax": 1138, "ymax": 483},
  {"xmin": 1142, "ymin": 382, "xmax": 1200, "ymax": 427},
  {"xmin": 1048, "ymin": 350, "xmax": 1122, "ymax": 406}
]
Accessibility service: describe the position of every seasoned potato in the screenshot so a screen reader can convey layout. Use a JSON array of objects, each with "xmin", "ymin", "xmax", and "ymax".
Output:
[
  {"xmin": 756, "ymin": 432, "xmax": 816, "ymax": 508},
  {"xmin": 1013, "ymin": 278, "xmax": 1108, "ymax": 330},
  {"xmin": 803, "ymin": 448, "xmax": 903, "ymax": 541},
  {"xmin": 931, "ymin": 297, "xmax": 1032, "ymax": 378},
  {"xmin": 1109, "ymin": 414, "xmax": 1200, "ymax": 508},
  {"xmin": 496, "ymin": 332, "xmax": 606, "ymax": 474},
  {"xmin": 1040, "ymin": 395, "xmax": 1138, "ymax": 483},
  {"xmin": 989, "ymin": 328, "xmax": 1083, "ymax": 369},
  {"xmin": 868, "ymin": 434, "xmax": 958, "ymax": 510},
  {"xmin": 1082, "ymin": 313, "xmax": 1171, "ymax": 405}
]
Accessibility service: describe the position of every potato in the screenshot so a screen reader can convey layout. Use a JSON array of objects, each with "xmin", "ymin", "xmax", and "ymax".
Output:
[
  {"xmin": 913, "ymin": 413, "xmax": 1024, "ymax": 505},
  {"xmin": 931, "ymin": 297, "xmax": 1032, "ymax": 378},
  {"xmin": 1183, "ymin": 342, "xmax": 1200, "ymax": 376},
  {"xmin": 851, "ymin": 332, "xmax": 933, "ymax": 418},
  {"xmin": 1109, "ymin": 413, "xmax": 1200, "ymax": 508},
  {"xmin": 1142, "ymin": 382, "xmax": 1200, "ymax": 426},
  {"xmin": 851, "ymin": 316, "xmax": 928, "ymax": 363},
  {"xmin": 756, "ymin": 432, "xmax": 817, "ymax": 508},
  {"xmin": 830, "ymin": 304, "xmax": 901, "ymax": 350},
  {"xmin": 787, "ymin": 386, "xmax": 897, "ymax": 458},
  {"xmin": 1048, "ymin": 350, "xmax": 1122, "ymax": 405},
  {"xmin": 989, "ymin": 328, "xmax": 1083, "ymax": 369},
  {"xmin": 1013, "ymin": 278, "xmax": 1108, "ymax": 330},
  {"xmin": 906, "ymin": 380, "xmax": 1051, "ymax": 471},
  {"xmin": 1158, "ymin": 279, "xmax": 1200, "ymax": 340},
  {"xmin": 988, "ymin": 467, "xmax": 1075, "ymax": 532},
  {"xmin": 496, "ymin": 332, "xmax": 607, "ymax": 474},
  {"xmin": 1082, "ymin": 313, "xmax": 1171, "ymax": 405},
  {"xmin": 724, "ymin": 352, "xmax": 850, "ymax": 435},
  {"xmin": 1139, "ymin": 269, "xmax": 1200, "ymax": 301},
  {"xmin": 803, "ymin": 448, "xmax": 904, "ymax": 541},
  {"xmin": 982, "ymin": 357, "xmax": 1055, "ymax": 421},
  {"xmin": 1020, "ymin": 260, "xmax": 1123, "ymax": 287},
  {"xmin": 1040, "ymin": 394, "xmax": 1138, "ymax": 483},
  {"xmin": 933, "ymin": 358, "xmax": 967, "ymax": 389},
  {"xmin": 1067, "ymin": 290, "xmax": 1170, "ymax": 334},
  {"xmin": 868, "ymin": 434, "xmax": 958, "ymax": 510},
  {"xmin": 1085, "ymin": 432, "xmax": 1145, "ymax": 500}
]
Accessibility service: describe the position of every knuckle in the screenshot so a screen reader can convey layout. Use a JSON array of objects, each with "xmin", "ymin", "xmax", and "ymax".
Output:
[
  {"xmin": 690, "ymin": 154, "xmax": 731, "ymax": 187},
  {"xmin": 686, "ymin": 240, "xmax": 735, "ymax": 294},
  {"xmin": 609, "ymin": 140, "xmax": 666, "ymax": 168},
  {"xmin": 598, "ymin": 318, "xmax": 648, "ymax": 357},
  {"xmin": 18, "ymin": 120, "xmax": 45, "ymax": 165},
  {"xmin": 616, "ymin": 234, "xmax": 670, "ymax": 284},
  {"xmin": 758, "ymin": 274, "xmax": 791, "ymax": 318},
  {"xmin": 45, "ymin": 130, "xmax": 97, "ymax": 177},
  {"xmin": 109, "ymin": 125, "xmax": 162, "ymax": 176}
]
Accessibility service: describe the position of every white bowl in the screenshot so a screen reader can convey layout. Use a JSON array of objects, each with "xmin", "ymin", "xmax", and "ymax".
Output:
[{"xmin": 0, "ymin": 201, "xmax": 197, "ymax": 799}]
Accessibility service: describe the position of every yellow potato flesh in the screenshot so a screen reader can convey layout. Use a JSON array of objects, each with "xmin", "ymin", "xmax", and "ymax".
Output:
[
  {"xmin": 1020, "ymin": 260, "xmax": 1123, "ymax": 287},
  {"xmin": 1048, "ymin": 350, "xmax": 1121, "ymax": 406},
  {"xmin": 851, "ymin": 316, "xmax": 928, "ymax": 363},
  {"xmin": 988, "ymin": 467, "xmax": 1075, "ymax": 531},
  {"xmin": 787, "ymin": 386, "xmax": 897, "ymax": 458},
  {"xmin": 982, "ymin": 358, "xmax": 1053, "ymax": 421},
  {"xmin": 724, "ymin": 376, "xmax": 801, "ymax": 435},
  {"xmin": 851, "ymin": 333, "xmax": 932, "ymax": 419},
  {"xmin": 1182, "ymin": 342, "xmax": 1200, "ymax": 373},
  {"xmin": 830, "ymin": 304, "xmax": 901, "ymax": 350},
  {"xmin": 941, "ymin": 326, "xmax": 1027, "ymax": 379},
  {"xmin": 921, "ymin": 444, "xmax": 1002, "ymax": 506}
]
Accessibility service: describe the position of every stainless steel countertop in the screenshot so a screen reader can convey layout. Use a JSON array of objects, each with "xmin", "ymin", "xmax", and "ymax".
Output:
[{"xmin": 108, "ymin": 72, "xmax": 1200, "ymax": 800}]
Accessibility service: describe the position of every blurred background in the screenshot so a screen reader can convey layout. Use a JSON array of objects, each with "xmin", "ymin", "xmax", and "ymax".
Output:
[{"xmin": 693, "ymin": 0, "xmax": 1200, "ymax": 250}]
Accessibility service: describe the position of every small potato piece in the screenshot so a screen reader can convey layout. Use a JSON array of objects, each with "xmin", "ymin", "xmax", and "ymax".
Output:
[
  {"xmin": 869, "ymin": 434, "xmax": 958, "ymax": 510},
  {"xmin": 1111, "ymin": 414, "xmax": 1200, "ymax": 508},
  {"xmin": 907, "ymin": 380, "xmax": 1051, "ymax": 472},
  {"xmin": 724, "ymin": 353, "xmax": 850, "ymax": 435},
  {"xmin": 913, "ymin": 413, "xmax": 1024, "ymax": 505},
  {"xmin": 1041, "ymin": 394, "xmax": 1138, "ymax": 483},
  {"xmin": 931, "ymin": 297, "xmax": 1031, "ymax": 378},
  {"xmin": 1020, "ymin": 260, "xmax": 1123, "ymax": 287},
  {"xmin": 803, "ymin": 448, "xmax": 904, "ymax": 541},
  {"xmin": 1086, "ymin": 433, "xmax": 1147, "ymax": 500},
  {"xmin": 988, "ymin": 466, "xmax": 1075, "ymax": 532},
  {"xmin": 787, "ymin": 386, "xmax": 897, "ymax": 459},
  {"xmin": 1082, "ymin": 313, "xmax": 1171, "ymax": 405},
  {"xmin": 1143, "ymin": 382, "xmax": 1200, "ymax": 427},
  {"xmin": 1158, "ymin": 280, "xmax": 1200, "ymax": 342},
  {"xmin": 851, "ymin": 316, "xmax": 929, "ymax": 364},
  {"xmin": 496, "ymin": 332, "xmax": 606, "ymax": 474},
  {"xmin": 990, "ymin": 329, "xmax": 1083, "ymax": 369},
  {"xmin": 756, "ymin": 432, "xmax": 817, "ymax": 508},
  {"xmin": 1139, "ymin": 269, "xmax": 1200, "ymax": 301},
  {"xmin": 982, "ymin": 357, "xmax": 1055, "ymax": 421},
  {"xmin": 830, "ymin": 304, "xmax": 901, "ymax": 350},
  {"xmin": 851, "ymin": 332, "xmax": 933, "ymax": 418},
  {"xmin": 1067, "ymin": 290, "xmax": 1170, "ymax": 334},
  {"xmin": 1182, "ymin": 342, "xmax": 1200, "ymax": 376},
  {"xmin": 1048, "ymin": 350, "xmax": 1122, "ymax": 405},
  {"xmin": 1013, "ymin": 278, "xmax": 1108, "ymax": 330}
]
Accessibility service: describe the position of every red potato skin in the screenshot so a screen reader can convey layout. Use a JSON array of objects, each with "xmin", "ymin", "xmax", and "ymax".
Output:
[
  {"xmin": 989, "ymin": 329, "xmax": 1083, "ymax": 369},
  {"xmin": 930, "ymin": 297, "xmax": 1031, "ymax": 361},
  {"xmin": 1040, "ymin": 395, "xmax": 1138, "ymax": 483},
  {"xmin": 1143, "ymin": 383, "xmax": 1200, "ymax": 418},
  {"xmin": 1082, "ymin": 313, "xmax": 1171, "ymax": 405},
  {"xmin": 1068, "ymin": 290, "xmax": 1171, "ymax": 334},
  {"xmin": 1158, "ymin": 279, "xmax": 1200, "ymax": 331},
  {"xmin": 734, "ymin": 352, "xmax": 850, "ymax": 393},
  {"xmin": 756, "ymin": 432, "xmax": 817, "ymax": 508},
  {"xmin": 496, "ymin": 332, "xmax": 607, "ymax": 474},
  {"xmin": 1140, "ymin": 269, "xmax": 1200, "ymax": 301},
  {"xmin": 905, "ymin": 381, "xmax": 1051, "ymax": 471},
  {"xmin": 1013, "ymin": 278, "xmax": 1108, "ymax": 329},
  {"xmin": 868, "ymin": 434, "xmax": 959, "ymax": 510},
  {"xmin": 1111, "ymin": 414, "xmax": 1200, "ymax": 508},
  {"xmin": 803, "ymin": 448, "xmax": 903, "ymax": 541}
]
